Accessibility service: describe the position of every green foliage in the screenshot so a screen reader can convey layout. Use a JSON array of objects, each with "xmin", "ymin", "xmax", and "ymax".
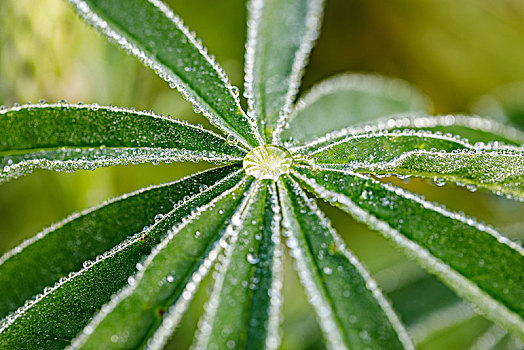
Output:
[
  {"xmin": 0, "ymin": 105, "xmax": 245, "ymax": 183},
  {"xmin": 1, "ymin": 0, "xmax": 523, "ymax": 349}
]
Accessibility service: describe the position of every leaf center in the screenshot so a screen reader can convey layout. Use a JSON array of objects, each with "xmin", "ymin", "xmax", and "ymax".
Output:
[{"xmin": 243, "ymin": 145, "xmax": 292, "ymax": 180}]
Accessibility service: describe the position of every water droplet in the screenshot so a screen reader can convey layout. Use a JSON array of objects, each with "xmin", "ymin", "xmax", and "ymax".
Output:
[
  {"xmin": 243, "ymin": 145, "xmax": 293, "ymax": 180},
  {"xmin": 230, "ymin": 86, "xmax": 240, "ymax": 97},
  {"xmin": 433, "ymin": 177, "xmax": 447, "ymax": 186},
  {"xmin": 246, "ymin": 253, "xmax": 259, "ymax": 264}
]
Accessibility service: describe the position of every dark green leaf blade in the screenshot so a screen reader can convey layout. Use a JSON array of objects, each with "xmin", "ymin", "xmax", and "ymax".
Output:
[
  {"xmin": 279, "ymin": 74, "xmax": 430, "ymax": 146},
  {"xmin": 306, "ymin": 131, "xmax": 468, "ymax": 165},
  {"xmin": 278, "ymin": 176, "xmax": 413, "ymax": 349},
  {"xmin": 293, "ymin": 166, "xmax": 524, "ymax": 339},
  {"xmin": 355, "ymin": 149, "xmax": 524, "ymax": 201},
  {"xmin": 0, "ymin": 104, "xmax": 245, "ymax": 183},
  {"xmin": 245, "ymin": 0, "xmax": 324, "ymax": 143},
  {"xmin": 193, "ymin": 181, "xmax": 282, "ymax": 350},
  {"xmin": 0, "ymin": 167, "xmax": 245, "ymax": 349},
  {"xmin": 294, "ymin": 114, "xmax": 524, "ymax": 153},
  {"xmin": 0, "ymin": 164, "xmax": 239, "ymax": 319},
  {"xmin": 306, "ymin": 131, "xmax": 524, "ymax": 200},
  {"xmin": 387, "ymin": 272, "xmax": 476, "ymax": 344},
  {"xmin": 68, "ymin": 177, "xmax": 254, "ymax": 350},
  {"xmin": 68, "ymin": 0, "xmax": 260, "ymax": 148}
]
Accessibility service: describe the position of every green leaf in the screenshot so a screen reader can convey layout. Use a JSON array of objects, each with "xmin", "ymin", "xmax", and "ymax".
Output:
[
  {"xmin": 68, "ymin": 0, "xmax": 260, "ymax": 148},
  {"xmin": 245, "ymin": 0, "xmax": 324, "ymax": 143},
  {"xmin": 193, "ymin": 181, "xmax": 282, "ymax": 350},
  {"xmin": 279, "ymin": 74, "xmax": 430, "ymax": 146},
  {"xmin": 306, "ymin": 130, "xmax": 468, "ymax": 164},
  {"xmin": 0, "ymin": 104, "xmax": 245, "ymax": 183},
  {"xmin": 277, "ymin": 176, "xmax": 413, "ymax": 349},
  {"xmin": 0, "ymin": 168, "xmax": 245, "ymax": 349},
  {"xmin": 387, "ymin": 273, "xmax": 477, "ymax": 344},
  {"xmin": 353, "ymin": 148, "xmax": 524, "ymax": 201},
  {"xmin": 471, "ymin": 324, "xmax": 524, "ymax": 350},
  {"xmin": 389, "ymin": 274, "xmax": 464, "ymax": 328},
  {"xmin": 294, "ymin": 114, "xmax": 524, "ymax": 153},
  {"xmin": 69, "ymin": 176, "xmax": 254, "ymax": 350},
  {"xmin": 400, "ymin": 115, "xmax": 524, "ymax": 146},
  {"xmin": 0, "ymin": 164, "xmax": 239, "ymax": 319},
  {"xmin": 306, "ymin": 130, "xmax": 524, "ymax": 200},
  {"xmin": 293, "ymin": 166, "xmax": 524, "ymax": 340},
  {"xmin": 470, "ymin": 325, "xmax": 507, "ymax": 350}
]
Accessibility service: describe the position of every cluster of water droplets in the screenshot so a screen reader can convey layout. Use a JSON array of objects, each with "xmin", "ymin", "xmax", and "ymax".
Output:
[
  {"xmin": 67, "ymin": 0, "xmax": 261, "ymax": 151},
  {"xmin": 270, "ymin": 0, "xmax": 325, "ymax": 145},
  {"xmin": 70, "ymin": 175, "xmax": 251, "ymax": 349},
  {"xmin": 1, "ymin": 170, "xmax": 237, "ymax": 345},
  {"xmin": 279, "ymin": 178, "xmax": 414, "ymax": 348},
  {"xmin": 295, "ymin": 127, "xmax": 524, "ymax": 201},
  {"xmin": 0, "ymin": 101, "xmax": 248, "ymax": 183},
  {"xmin": 293, "ymin": 169, "xmax": 524, "ymax": 333},
  {"xmin": 290, "ymin": 113, "xmax": 524, "ymax": 153}
]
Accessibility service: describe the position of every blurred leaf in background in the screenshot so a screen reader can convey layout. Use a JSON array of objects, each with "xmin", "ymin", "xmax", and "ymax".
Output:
[{"xmin": 1, "ymin": 0, "xmax": 524, "ymax": 348}]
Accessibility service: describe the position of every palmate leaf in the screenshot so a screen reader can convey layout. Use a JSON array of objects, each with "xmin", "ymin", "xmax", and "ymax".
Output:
[
  {"xmin": 193, "ymin": 181, "xmax": 282, "ymax": 350},
  {"xmin": 278, "ymin": 177, "xmax": 413, "ymax": 349},
  {"xmin": 69, "ymin": 177, "xmax": 254, "ymax": 350},
  {"xmin": 0, "ymin": 168, "xmax": 245, "ymax": 349},
  {"xmin": 293, "ymin": 166, "xmax": 524, "ymax": 339},
  {"xmin": 2, "ymin": 0, "xmax": 523, "ymax": 348},
  {"xmin": 68, "ymin": 0, "xmax": 260, "ymax": 148},
  {"xmin": 307, "ymin": 131, "xmax": 524, "ymax": 200},
  {"xmin": 279, "ymin": 74, "xmax": 431, "ymax": 147},
  {"xmin": 245, "ymin": 0, "xmax": 324, "ymax": 143},
  {"xmin": 0, "ymin": 104, "xmax": 245, "ymax": 183}
]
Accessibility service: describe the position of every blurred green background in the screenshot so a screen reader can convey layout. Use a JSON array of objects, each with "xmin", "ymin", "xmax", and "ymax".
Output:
[{"xmin": 1, "ymin": 0, "xmax": 524, "ymax": 348}]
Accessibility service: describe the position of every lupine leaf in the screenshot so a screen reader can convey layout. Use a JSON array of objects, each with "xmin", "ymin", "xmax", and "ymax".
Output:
[
  {"xmin": 279, "ymin": 74, "xmax": 430, "ymax": 146},
  {"xmin": 67, "ymin": 0, "xmax": 260, "ymax": 148},
  {"xmin": 193, "ymin": 181, "xmax": 282, "ymax": 350},
  {"xmin": 68, "ymin": 177, "xmax": 254, "ymax": 350},
  {"xmin": 278, "ymin": 176, "xmax": 413, "ymax": 349},
  {"xmin": 352, "ymin": 149, "xmax": 524, "ymax": 201},
  {"xmin": 389, "ymin": 274, "xmax": 464, "ymax": 328},
  {"xmin": 0, "ymin": 164, "xmax": 238, "ymax": 319},
  {"xmin": 306, "ymin": 131, "xmax": 524, "ymax": 200},
  {"xmin": 470, "ymin": 325, "xmax": 507, "ymax": 350},
  {"xmin": 293, "ymin": 166, "xmax": 524, "ymax": 339},
  {"xmin": 0, "ymin": 168, "xmax": 245, "ymax": 349},
  {"xmin": 245, "ymin": 0, "xmax": 324, "ymax": 143},
  {"xmin": 305, "ymin": 130, "xmax": 468, "ymax": 164},
  {"xmin": 387, "ymin": 273, "xmax": 477, "ymax": 344},
  {"xmin": 294, "ymin": 114, "xmax": 524, "ymax": 153},
  {"xmin": 471, "ymin": 324, "xmax": 524, "ymax": 350},
  {"xmin": 0, "ymin": 104, "xmax": 245, "ymax": 183}
]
